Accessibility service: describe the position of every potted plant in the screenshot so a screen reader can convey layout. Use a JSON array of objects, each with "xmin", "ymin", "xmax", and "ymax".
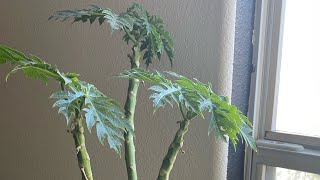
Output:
[{"xmin": 0, "ymin": 3, "xmax": 256, "ymax": 180}]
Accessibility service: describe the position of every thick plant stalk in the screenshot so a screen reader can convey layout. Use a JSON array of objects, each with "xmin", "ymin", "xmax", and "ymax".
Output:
[
  {"xmin": 157, "ymin": 119, "xmax": 191, "ymax": 180},
  {"xmin": 124, "ymin": 45, "xmax": 141, "ymax": 180},
  {"xmin": 72, "ymin": 116, "xmax": 93, "ymax": 180}
]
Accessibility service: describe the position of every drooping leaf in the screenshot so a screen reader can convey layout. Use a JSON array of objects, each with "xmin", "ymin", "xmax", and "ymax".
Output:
[
  {"xmin": 0, "ymin": 45, "xmax": 133, "ymax": 155},
  {"xmin": 149, "ymin": 84, "xmax": 180, "ymax": 111},
  {"xmin": 50, "ymin": 3, "xmax": 174, "ymax": 67},
  {"xmin": 119, "ymin": 68, "xmax": 256, "ymax": 151},
  {"xmin": 0, "ymin": 54, "xmax": 7, "ymax": 64},
  {"xmin": 208, "ymin": 112, "xmax": 216, "ymax": 135},
  {"xmin": 239, "ymin": 124, "xmax": 257, "ymax": 151},
  {"xmin": 83, "ymin": 108, "xmax": 96, "ymax": 133},
  {"xmin": 50, "ymin": 81, "xmax": 131, "ymax": 154},
  {"xmin": 211, "ymin": 113, "xmax": 228, "ymax": 143},
  {"xmin": 0, "ymin": 45, "xmax": 73, "ymax": 84},
  {"xmin": 83, "ymin": 83, "xmax": 132, "ymax": 152},
  {"xmin": 50, "ymin": 6, "xmax": 134, "ymax": 31},
  {"xmin": 50, "ymin": 90, "xmax": 84, "ymax": 124},
  {"xmin": 102, "ymin": 9, "xmax": 134, "ymax": 31},
  {"xmin": 50, "ymin": 91, "xmax": 70, "ymax": 99},
  {"xmin": 96, "ymin": 122, "xmax": 108, "ymax": 144}
]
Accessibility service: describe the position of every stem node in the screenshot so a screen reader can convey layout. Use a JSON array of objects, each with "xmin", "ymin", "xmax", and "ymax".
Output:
[
  {"xmin": 76, "ymin": 146, "xmax": 82, "ymax": 154},
  {"xmin": 179, "ymin": 149, "xmax": 185, "ymax": 154}
]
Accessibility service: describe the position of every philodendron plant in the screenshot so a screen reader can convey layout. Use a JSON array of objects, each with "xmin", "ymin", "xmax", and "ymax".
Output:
[{"xmin": 0, "ymin": 3, "xmax": 256, "ymax": 180}]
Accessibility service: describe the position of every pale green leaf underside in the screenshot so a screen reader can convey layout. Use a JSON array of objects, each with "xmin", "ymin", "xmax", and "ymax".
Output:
[
  {"xmin": 50, "ymin": 83, "xmax": 129, "ymax": 154},
  {"xmin": 119, "ymin": 68, "xmax": 257, "ymax": 151},
  {"xmin": 0, "ymin": 45, "xmax": 131, "ymax": 155}
]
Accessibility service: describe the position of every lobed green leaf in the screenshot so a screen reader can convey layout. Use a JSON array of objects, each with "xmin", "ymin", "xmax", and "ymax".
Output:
[
  {"xmin": 119, "ymin": 68, "xmax": 256, "ymax": 151},
  {"xmin": 50, "ymin": 3, "xmax": 174, "ymax": 67},
  {"xmin": 50, "ymin": 81, "xmax": 132, "ymax": 154},
  {"xmin": 0, "ymin": 45, "xmax": 72, "ymax": 84},
  {"xmin": 0, "ymin": 45, "xmax": 132, "ymax": 155}
]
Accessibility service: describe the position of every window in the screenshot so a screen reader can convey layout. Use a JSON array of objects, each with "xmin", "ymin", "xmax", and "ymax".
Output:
[{"xmin": 244, "ymin": 0, "xmax": 320, "ymax": 179}]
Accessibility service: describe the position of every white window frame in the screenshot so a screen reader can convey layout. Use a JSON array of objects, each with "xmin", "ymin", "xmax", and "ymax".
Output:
[{"xmin": 244, "ymin": 0, "xmax": 320, "ymax": 179}]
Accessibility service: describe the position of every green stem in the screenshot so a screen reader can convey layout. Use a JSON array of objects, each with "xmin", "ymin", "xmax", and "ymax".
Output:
[
  {"xmin": 72, "ymin": 116, "xmax": 94, "ymax": 180},
  {"xmin": 157, "ymin": 119, "xmax": 191, "ymax": 180},
  {"xmin": 178, "ymin": 102, "xmax": 187, "ymax": 120},
  {"xmin": 124, "ymin": 45, "xmax": 141, "ymax": 180},
  {"xmin": 124, "ymin": 28, "xmax": 138, "ymax": 45}
]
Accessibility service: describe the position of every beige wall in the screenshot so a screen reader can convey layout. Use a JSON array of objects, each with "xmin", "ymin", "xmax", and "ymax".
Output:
[{"xmin": 0, "ymin": 0, "xmax": 236, "ymax": 179}]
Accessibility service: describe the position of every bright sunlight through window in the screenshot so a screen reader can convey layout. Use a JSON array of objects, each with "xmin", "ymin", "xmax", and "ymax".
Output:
[{"xmin": 275, "ymin": 0, "xmax": 320, "ymax": 137}]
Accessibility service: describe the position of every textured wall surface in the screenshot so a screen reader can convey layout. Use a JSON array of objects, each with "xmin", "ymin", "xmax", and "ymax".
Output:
[
  {"xmin": 0, "ymin": 0, "xmax": 236, "ymax": 179},
  {"xmin": 227, "ymin": 0, "xmax": 256, "ymax": 180},
  {"xmin": 212, "ymin": 0, "xmax": 236, "ymax": 180}
]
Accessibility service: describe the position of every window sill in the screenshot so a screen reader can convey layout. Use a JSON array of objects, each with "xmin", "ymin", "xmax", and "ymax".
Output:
[{"xmin": 253, "ymin": 139, "xmax": 320, "ymax": 175}]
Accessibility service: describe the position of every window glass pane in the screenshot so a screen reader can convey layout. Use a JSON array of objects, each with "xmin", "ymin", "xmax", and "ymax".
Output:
[
  {"xmin": 266, "ymin": 166, "xmax": 320, "ymax": 180},
  {"xmin": 275, "ymin": 0, "xmax": 320, "ymax": 137}
]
